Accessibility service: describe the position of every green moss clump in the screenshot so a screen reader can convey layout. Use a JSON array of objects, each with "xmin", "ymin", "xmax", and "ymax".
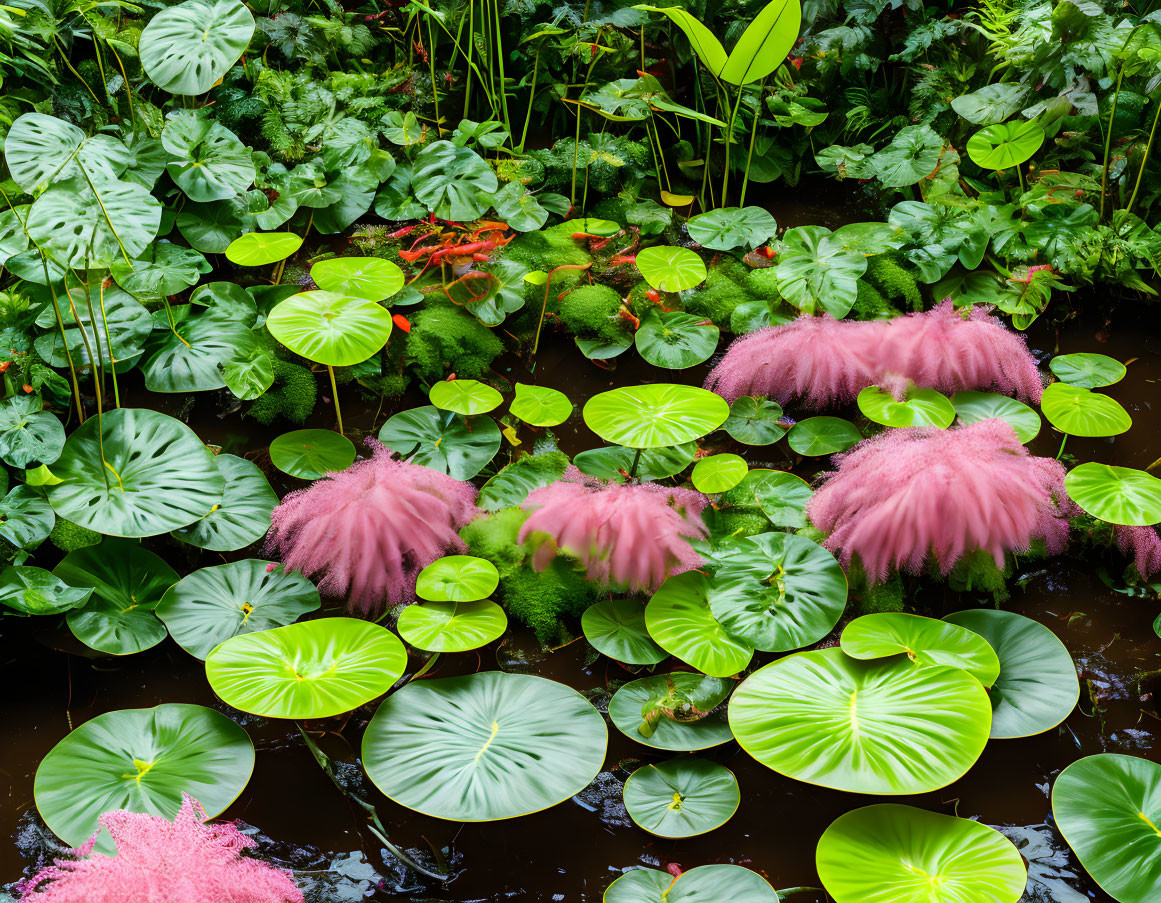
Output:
[
  {"xmin": 683, "ymin": 262, "xmax": 756, "ymax": 328},
  {"xmin": 405, "ymin": 302, "xmax": 504, "ymax": 383},
  {"xmin": 851, "ymin": 279, "xmax": 899, "ymax": 320},
  {"xmin": 459, "ymin": 507, "xmax": 529, "ymax": 573},
  {"xmin": 706, "ymin": 509, "xmax": 770, "ymax": 540},
  {"xmin": 49, "ymin": 517, "xmax": 101, "ymax": 553},
  {"xmin": 558, "ymin": 284, "xmax": 628, "ymax": 343},
  {"xmin": 493, "ymin": 155, "xmax": 546, "ymax": 186},
  {"xmin": 943, "ymin": 550, "xmax": 1011, "ymax": 602},
  {"xmin": 858, "ymin": 572, "xmax": 906, "ymax": 613},
  {"xmin": 865, "ymin": 255, "xmax": 922, "ymax": 312},
  {"xmin": 247, "ymin": 358, "xmax": 317, "ymax": 425},
  {"xmin": 745, "ymin": 266, "xmax": 782, "ymax": 303}
]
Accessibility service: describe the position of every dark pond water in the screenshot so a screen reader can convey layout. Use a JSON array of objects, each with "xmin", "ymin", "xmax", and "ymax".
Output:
[{"xmin": 3, "ymin": 263, "xmax": 1160, "ymax": 900}]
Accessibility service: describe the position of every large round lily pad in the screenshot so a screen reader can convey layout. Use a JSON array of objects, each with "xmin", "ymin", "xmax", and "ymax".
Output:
[
  {"xmin": 635, "ymin": 245, "xmax": 707, "ymax": 292},
  {"xmin": 1065, "ymin": 463, "xmax": 1161, "ymax": 526},
  {"xmin": 581, "ymin": 599, "xmax": 667, "ymax": 665},
  {"xmin": 608, "ymin": 672, "xmax": 734, "ymax": 751},
  {"xmin": 311, "ymin": 256, "xmax": 404, "ymax": 302},
  {"xmin": 945, "ymin": 609, "xmax": 1078, "ymax": 739},
  {"xmin": 604, "ymin": 864, "xmax": 778, "ymax": 903},
  {"xmin": 171, "ymin": 454, "xmax": 277, "ymax": 551},
  {"xmin": 362, "ymin": 671, "xmax": 608, "ymax": 821},
  {"xmin": 396, "ymin": 600, "xmax": 508, "ymax": 653},
  {"xmin": 428, "ymin": 379, "xmax": 503, "ymax": 416},
  {"xmin": 728, "ymin": 647, "xmax": 992, "ymax": 793},
  {"xmin": 816, "ymin": 804, "xmax": 1027, "ymax": 903},
  {"xmin": 786, "ymin": 416, "xmax": 862, "ymax": 456},
  {"xmin": 34, "ymin": 703, "xmax": 254, "ymax": 847},
  {"xmin": 1052, "ymin": 753, "xmax": 1161, "ymax": 903},
  {"xmin": 951, "ymin": 391, "xmax": 1041, "ymax": 443},
  {"xmin": 583, "ymin": 384, "xmax": 729, "ymax": 449},
  {"xmin": 269, "ymin": 429, "xmax": 356, "ymax": 480},
  {"xmin": 1049, "ymin": 352, "xmax": 1126, "ymax": 389},
  {"xmin": 857, "ymin": 385, "xmax": 955, "ymax": 429},
  {"xmin": 205, "ymin": 618, "xmax": 407, "ymax": 718},
  {"xmin": 840, "ymin": 612, "xmax": 1001, "ymax": 686},
  {"xmin": 646, "ymin": 571, "xmax": 754, "ymax": 677},
  {"xmin": 623, "ymin": 758, "xmax": 739, "ymax": 838},
  {"xmin": 1041, "ymin": 383, "xmax": 1131, "ymax": 437},
  {"xmin": 266, "ymin": 291, "xmax": 392, "ymax": 366}
]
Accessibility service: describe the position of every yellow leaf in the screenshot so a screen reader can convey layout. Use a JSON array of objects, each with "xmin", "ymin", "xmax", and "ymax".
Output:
[{"xmin": 661, "ymin": 190, "xmax": 695, "ymax": 206}]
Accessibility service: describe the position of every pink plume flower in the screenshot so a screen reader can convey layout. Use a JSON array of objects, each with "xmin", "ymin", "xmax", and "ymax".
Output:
[
  {"xmin": 20, "ymin": 795, "xmax": 302, "ymax": 903},
  {"xmin": 1115, "ymin": 525, "xmax": 1161, "ymax": 578},
  {"xmin": 806, "ymin": 419, "xmax": 1075, "ymax": 583},
  {"xmin": 518, "ymin": 467, "xmax": 710, "ymax": 592},
  {"xmin": 265, "ymin": 439, "xmax": 480, "ymax": 614},
  {"xmin": 705, "ymin": 302, "xmax": 1043, "ymax": 407}
]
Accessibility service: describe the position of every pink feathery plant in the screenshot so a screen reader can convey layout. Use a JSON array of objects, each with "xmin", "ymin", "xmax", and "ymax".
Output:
[
  {"xmin": 806, "ymin": 418, "xmax": 1075, "ymax": 583},
  {"xmin": 704, "ymin": 302, "xmax": 1043, "ymax": 407},
  {"xmin": 518, "ymin": 467, "xmax": 710, "ymax": 592},
  {"xmin": 20, "ymin": 795, "xmax": 302, "ymax": 903},
  {"xmin": 1115, "ymin": 525, "xmax": 1161, "ymax": 578},
  {"xmin": 265, "ymin": 439, "xmax": 480, "ymax": 614}
]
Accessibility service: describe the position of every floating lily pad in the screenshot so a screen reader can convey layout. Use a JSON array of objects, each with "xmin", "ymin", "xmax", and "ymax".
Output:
[
  {"xmin": 949, "ymin": 391, "xmax": 1040, "ymax": 443},
  {"xmin": 691, "ymin": 454, "xmax": 747, "ymax": 493},
  {"xmin": 266, "ymin": 291, "xmax": 392, "ymax": 366},
  {"xmin": 1064, "ymin": 463, "xmax": 1161, "ymax": 526},
  {"xmin": 645, "ymin": 571, "xmax": 753, "ymax": 677},
  {"xmin": 604, "ymin": 865, "xmax": 778, "ymax": 903},
  {"xmin": 269, "ymin": 429, "xmax": 356, "ymax": 480},
  {"xmin": 225, "ymin": 231, "xmax": 302, "ymax": 266},
  {"xmin": 1041, "ymin": 383, "xmax": 1131, "ymax": 437},
  {"xmin": 635, "ymin": 309, "xmax": 719, "ymax": 369},
  {"xmin": 584, "ymin": 385, "xmax": 729, "ymax": 449},
  {"xmin": 623, "ymin": 758, "xmax": 739, "ymax": 838},
  {"xmin": 608, "ymin": 672, "xmax": 733, "ymax": 751},
  {"xmin": 786, "ymin": 416, "xmax": 862, "ymax": 456},
  {"xmin": 396, "ymin": 600, "xmax": 508, "ymax": 652},
  {"xmin": 171, "ymin": 454, "xmax": 277, "ymax": 551},
  {"xmin": 723, "ymin": 396, "xmax": 786, "ymax": 445},
  {"xmin": 362, "ymin": 672, "xmax": 608, "ymax": 821},
  {"xmin": 573, "ymin": 443, "xmax": 696, "ymax": 482},
  {"xmin": 727, "ymin": 469, "xmax": 814, "ymax": 529},
  {"xmin": 636, "ymin": 245, "xmax": 707, "ymax": 292},
  {"xmin": 378, "ymin": 405, "xmax": 501, "ymax": 480},
  {"xmin": 841, "ymin": 612, "xmax": 1001, "ymax": 686},
  {"xmin": 415, "ymin": 555, "xmax": 499, "ymax": 602},
  {"xmin": 310, "ymin": 257, "xmax": 404, "ymax": 302},
  {"xmin": 1049, "ymin": 353, "xmax": 1126, "ymax": 388},
  {"xmin": 509, "ymin": 383, "xmax": 572, "ymax": 427},
  {"xmin": 428, "ymin": 379, "xmax": 503, "ymax": 416},
  {"xmin": 858, "ymin": 385, "xmax": 955, "ymax": 429},
  {"xmin": 581, "ymin": 599, "xmax": 667, "ymax": 665}
]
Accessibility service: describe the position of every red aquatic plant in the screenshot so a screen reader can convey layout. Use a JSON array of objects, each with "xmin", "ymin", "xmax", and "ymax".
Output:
[
  {"xmin": 265, "ymin": 439, "xmax": 480, "ymax": 614},
  {"xmin": 704, "ymin": 302, "xmax": 1043, "ymax": 407},
  {"xmin": 21, "ymin": 795, "xmax": 302, "ymax": 903},
  {"xmin": 806, "ymin": 419, "xmax": 1075, "ymax": 583},
  {"xmin": 518, "ymin": 467, "xmax": 710, "ymax": 592},
  {"xmin": 1115, "ymin": 525, "xmax": 1161, "ymax": 578}
]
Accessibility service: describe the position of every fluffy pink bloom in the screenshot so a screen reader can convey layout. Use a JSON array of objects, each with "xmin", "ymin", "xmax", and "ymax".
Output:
[
  {"xmin": 518, "ymin": 468, "xmax": 710, "ymax": 592},
  {"xmin": 806, "ymin": 419, "xmax": 1075, "ymax": 582},
  {"xmin": 21, "ymin": 795, "xmax": 302, "ymax": 903},
  {"xmin": 705, "ymin": 302, "xmax": 1043, "ymax": 406},
  {"xmin": 1115, "ymin": 525, "xmax": 1161, "ymax": 577},
  {"xmin": 265, "ymin": 439, "xmax": 480, "ymax": 614}
]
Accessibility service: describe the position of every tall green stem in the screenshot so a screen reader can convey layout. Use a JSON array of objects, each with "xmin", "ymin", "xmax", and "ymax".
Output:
[
  {"xmin": 328, "ymin": 365, "xmax": 344, "ymax": 436},
  {"xmin": 721, "ymin": 86, "xmax": 746, "ymax": 207},
  {"xmin": 96, "ymin": 278, "xmax": 120, "ymax": 408},
  {"xmin": 491, "ymin": 0, "xmax": 511, "ymax": 137},
  {"xmin": 1100, "ymin": 64, "xmax": 1125, "ymax": 222},
  {"xmin": 1127, "ymin": 92, "xmax": 1161, "ymax": 215},
  {"xmin": 739, "ymin": 77, "xmax": 767, "ymax": 207},
  {"xmin": 516, "ymin": 45, "xmax": 541, "ymax": 153}
]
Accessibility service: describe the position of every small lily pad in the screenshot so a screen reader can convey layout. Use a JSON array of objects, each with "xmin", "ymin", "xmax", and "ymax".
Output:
[
  {"xmin": 691, "ymin": 454, "xmax": 747, "ymax": 493},
  {"xmin": 269, "ymin": 429, "xmax": 356, "ymax": 480},
  {"xmin": 623, "ymin": 758, "xmax": 739, "ymax": 838},
  {"xmin": 429, "ymin": 379, "xmax": 503, "ymax": 416},
  {"xmin": 786, "ymin": 417, "xmax": 862, "ymax": 455},
  {"xmin": 396, "ymin": 600, "xmax": 508, "ymax": 652},
  {"xmin": 509, "ymin": 383, "xmax": 572, "ymax": 427},
  {"xmin": 581, "ymin": 599, "xmax": 667, "ymax": 665},
  {"xmin": 415, "ymin": 555, "xmax": 499, "ymax": 602},
  {"xmin": 1049, "ymin": 353, "xmax": 1126, "ymax": 388}
]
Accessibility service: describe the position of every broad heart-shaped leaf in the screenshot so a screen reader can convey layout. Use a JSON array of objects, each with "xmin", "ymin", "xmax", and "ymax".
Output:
[
  {"xmin": 583, "ymin": 384, "xmax": 729, "ymax": 449},
  {"xmin": 1041, "ymin": 382, "xmax": 1131, "ymax": 437},
  {"xmin": 635, "ymin": 309, "xmax": 719, "ymax": 368},
  {"xmin": 3, "ymin": 113, "xmax": 129, "ymax": 193},
  {"xmin": 728, "ymin": 647, "xmax": 992, "ymax": 794},
  {"xmin": 858, "ymin": 385, "xmax": 955, "ymax": 428},
  {"xmin": 604, "ymin": 864, "xmax": 779, "ymax": 903},
  {"xmin": 28, "ymin": 174, "xmax": 161, "ymax": 268},
  {"xmin": 719, "ymin": 0, "xmax": 802, "ymax": 85},
  {"xmin": 1052, "ymin": 754, "xmax": 1161, "ymax": 903},
  {"xmin": 0, "ymin": 485, "xmax": 54, "ymax": 550},
  {"xmin": 609, "ymin": 672, "xmax": 732, "ymax": 751},
  {"xmin": 451, "ymin": 258, "xmax": 528, "ymax": 326},
  {"xmin": 635, "ymin": 246, "xmax": 707, "ymax": 292},
  {"xmin": 416, "ymin": 555, "xmax": 499, "ymax": 602},
  {"xmin": 774, "ymin": 225, "xmax": 867, "ymax": 317},
  {"xmin": 0, "ymin": 395, "xmax": 64, "ymax": 468},
  {"xmin": 830, "ymin": 222, "xmax": 907, "ymax": 256},
  {"xmin": 786, "ymin": 416, "xmax": 862, "ymax": 455},
  {"xmin": 411, "ymin": 140, "xmax": 499, "ymax": 221},
  {"xmin": 111, "ymin": 241, "xmax": 210, "ymax": 298},
  {"xmin": 1049, "ymin": 352, "xmax": 1127, "ymax": 388},
  {"xmin": 34, "ymin": 703, "xmax": 254, "ymax": 849},
  {"xmin": 691, "ymin": 454, "xmax": 747, "ymax": 493},
  {"xmin": 706, "ymin": 532, "xmax": 847, "ymax": 652},
  {"xmin": 311, "ymin": 257, "xmax": 404, "ymax": 303},
  {"xmin": 396, "ymin": 600, "xmax": 508, "ymax": 652},
  {"xmin": 944, "ymin": 609, "xmax": 1078, "ymax": 739},
  {"xmin": 729, "ymin": 469, "xmax": 813, "ymax": 529},
  {"xmin": 723, "ymin": 396, "xmax": 786, "ymax": 445},
  {"xmin": 574, "ymin": 444, "xmax": 697, "ymax": 482},
  {"xmin": 55, "ymin": 538, "xmax": 177, "ymax": 655},
  {"xmin": 48, "ymin": 409, "xmax": 224, "ymax": 538},
  {"xmin": 966, "ymin": 119, "xmax": 1045, "ymax": 170},
  {"xmin": 156, "ymin": 560, "xmax": 320, "ymax": 660},
  {"xmin": 225, "ymin": 231, "xmax": 302, "ymax": 266},
  {"xmin": 267, "ymin": 291, "xmax": 392, "ymax": 366},
  {"xmin": 378, "ymin": 406, "xmax": 501, "ymax": 480},
  {"xmin": 870, "ymin": 125, "xmax": 943, "ymax": 187},
  {"xmin": 646, "ymin": 571, "xmax": 753, "ymax": 677},
  {"xmin": 269, "ymin": 429, "xmax": 356, "ymax": 480},
  {"xmin": 816, "ymin": 804, "xmax": 1027, "ymax": 903},
  {"xmin": 510, "ymin": 383, "xmax": 572, "ymax": 427},
  {"xmin": 951, "ymin": 83, "xmax": 1028, "ymax": 125},
  {"xmin": 492, "ymin": 181, "xmax": 549, "ymax": 232},
  {"xmin": 171, "ymin": 454, "xmax": 277, "ymax": 552},
  {"xmin": 687, "ymin": 206, "xmax": 777, "ymax": 251},
  {"xmin": 477, "ymin": 454, "xmax": 568, "ymax": 510},
  {"xmin": 428, "ymin": 379, "xmax": 503, "ymax": 415},
  {"xmin": 840, "ymin": 612, "xmax": 1000, "ymax": 686},
  {"xmin": 142, "ymin": 309, "xmax": 258, "ymax": 393},
  {"xmin": 33, "ymin": 284, "xmax": 152, "ymax": 373},
  {"xmin": 0, "ymin": 565, "xmax": 92, "ymax": 616},
  {"xmin": 178, "ymin": 197, "xmax": 255, "ymax": 253},
  {"xmin": 1065, "ymin": 463, "xmax": 1161, "ymax": 526},
  {"xmin": 205, "ymin": 618, "xmax": 407, "ymax": 719},
  {"xmin": 162, "ymin": 111, "xmax": 254, "ymax": 203},
  {"xmin": 140, "ymin": 0, "xmax": 254, "ymax": 95},
  {"xmin": 362, "ymin": 672, "xmax": 608, "ymax": 821},
  {"xmin": 623, "ymin": 758, "xmax": 739, "ymax": 838},
  {"xmin": 952, "ymin": 391, "xmax": 1041, "ymax": 443},
  {"xmin": 582, "ymin": 599, "xmax": 667, "ymax": 665}
]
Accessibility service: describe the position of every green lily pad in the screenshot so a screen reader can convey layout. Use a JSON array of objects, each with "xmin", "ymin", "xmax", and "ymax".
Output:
[
  {"xmin": 428, "ymin": 379, "xmax": 503, "ymax": 416},
  {"xmin": 635, "ymin": 309, "xmax": 719, "ymax": 369},
  {"xmin": 269, "ymin": 429, "xmax": 356, "ymax": 480},
  {"xmin": 691, "ymin": 454, "xmax": 747, "ymax": 493},
  {"xmin": 310, "ymin": 257, "xmax": 404, "ymax": 302},
  {"xmin": 966, "ymin": 119, "xmax": 1045, "ymax": 170},
  {"xmin": 573, "ymin": 443, "xmax": 696, "ymax": 482},
  {"xmin": 816, "ymin": 804, "xmax": 1027, "ymax": 903},
  {"xmin": 729, "ymin": 647, "xmax": 992, "ymax": 793},
  {"xmin": 1049, "ymin": 352, "xmax": 1126, "ymax": 388},
  {"xmin": 509, "ymin": 383, "xmax": 573, "ymax": 427},
  {"xmin": 944, "ymin": 609, "xmax": 1079, "ymax": 738},
  {"xmin": 362, "ymin": 671, "xmax": 608, "ymax": 820},
  {"xmin": 1064, "ymin": 463, "xmax": 1161, "ymax": 526},
  {"xmin": 378, "ymin": 406, "xmax": 501, "ymax": 480},
  {"xmin": 396, "ymin": 600, "xmax": 508, "ymax": 652},
  {"xmin": 225, "ymin": 231, "xmax": 302, "ymax": 266},
  {"xmin": 636, "ymin": 245, "xmax": 707, "ymax": 292},
  {"xmin": 1052, "ymin": 753, "xmax": 1161, "ymax": 903},
  {"xmin": 581, "ymin": 599, "xmax": 667, "ymax": 665},
  {"xmin": 171, "ymin": 454, "xmax": 277, "ymax": 552},
  {"xmin": 266, "ymin": 291, "xmax": 392, "ymax": 367},
  {"xmin": 583, "ymin": 384, "xmax": 729, "ymax": 449},
  {"xmin": 623, "ymin": 758, "xmax": 739, "ymax": 838},
  {"xmin": 645, "ymin": 571, "xmax": 753, "ymax": 677},
  {"xmin": 604, "ymin": 864, "xmax": 778, "ymax": 902},
  {"xmin": 478, "ymin": 453, "xmax": 569, "ymax": 510},
  {"xmin": 786, "ymin": 416, "xmax": 862, "ymax": 456},
  {"xmin": 840, "ymin": 612, "xmax": 1001, "ymax": 686},
  {"xmin": 687, "ymin": 207, "xmax": 778, "ymax": 251},
  {"xmin": 952, "ymin": 391, "xmax": 1041, "ymax": 443},
  {"xmin": 1041, "ymin": 383, "xmax": 1131, "ymax": 437},
  {"xmin": 156, "ymin": 560, "xmax": 320, "ymax": 660},
  {"xmin": 34, "ymin": 703, "xmax": 254, "ymax": 849},
  {"xmin": 0, "ymin": 565, "xmax": 92, "ymax": 616},
  {"xmin": 857, "ymin": 385, "xmax": 955, "ymax": 429},
  {"xmin": 608, "ymin": 672, "xmax": 734, "ymax": 751},
  {"xmin": 205, "ymin": 618, "xmax": 407, "ymax": 718},
  {"xmin": 723, "ymin": 396, "xmax": 786, "ymax": 445},
  {"xmin": 415, "ymin": 555, "xmax": 499, "ymax": 602}
]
